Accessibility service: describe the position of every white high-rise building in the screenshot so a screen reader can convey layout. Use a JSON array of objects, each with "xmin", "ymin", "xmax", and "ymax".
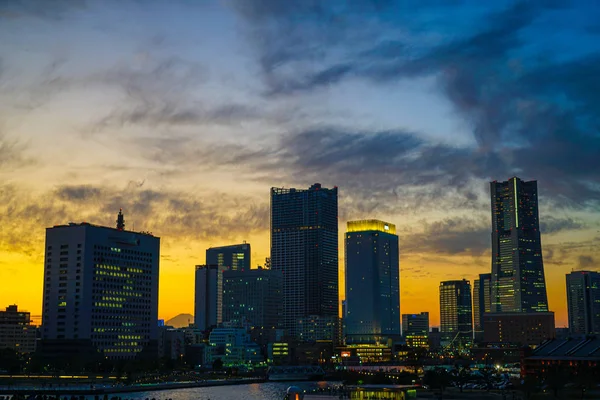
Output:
[{"xmin": 41, "ymin": 211, "xmax": 160, "ymax": 360}]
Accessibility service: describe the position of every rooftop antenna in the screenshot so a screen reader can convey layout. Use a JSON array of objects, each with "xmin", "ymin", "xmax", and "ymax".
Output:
[{"xmin": 116, "ymin": 209, "xmax": 125, "ymax": 230}]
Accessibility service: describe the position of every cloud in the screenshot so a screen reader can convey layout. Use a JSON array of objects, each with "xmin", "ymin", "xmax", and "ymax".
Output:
[
  {"xmin": 0, "ymin": 0, "xmax": 87, "ymax": 21},
  {"xmin": 540, "ymin": 217, "xmax": 585, "ymax": 235},
  {"xmin": 578, "ymin": 255, "xmax": 595, "ymax": 269},
  {"xmin": 0, "ymin": 183, "xmax": 270, "ymax": 257},
  {"xmin": 401, "ymin": 217, "xmax": 490, "ymax": 256},
  {"xmin": 230, "ymin": 1, "xmax": 600, "ymax": 208},
  {"xmin": 0, "ymin": 132, "xmax": 32, "ymax": 169}
]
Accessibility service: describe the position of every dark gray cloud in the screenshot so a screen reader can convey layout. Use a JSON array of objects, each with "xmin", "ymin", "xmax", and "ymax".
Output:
[
  {"xmin": 578, "ymin": 255, "xmax": 595, "ymax": 269},
  {"xmin": 229, "ymin": 1, "xmax": 600, "ymax": 210},
  {"xmin": 540, "ymin": 217, "xmax": 585, "ymax": 235},
  {"xmin": 401, "ymin": 217, "xmax": 490, "ymax": 256}
]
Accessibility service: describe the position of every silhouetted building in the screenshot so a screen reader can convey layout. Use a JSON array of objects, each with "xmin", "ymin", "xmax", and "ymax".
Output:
[
  {"xmin": 41, "ymin": 213, "xmax": 160, "ymax": 360},
  {"xmin": 296, "ymin": 315, "xmax": 340, "ymax": 344},
  {"xmin": 270, "ymin": 183, "xmax": 338, "ymax": 337},
  {"xmin": 566, "ymin": 270, "xmax": 600, "ymax": 335},
  {"xmin": 402, "ymin": 312, "xmax": 429, "ymax": 348},
  {"xmin": 206, "ymin": 243, "xmax": 251, "ymax": 272},
  {"xmin": 440, "ymin": 280, "xmax": 472, "ymax": 348},
  {"xmin": 0, "ymin": 305, "xmax": 37, "ymax": 353},
  {"xmin": 473, "ymin": 273, "xmax": 492, "ymax": 341},
  {"xmin": 428, "ymin": 327, "xmax": 441, "ymax": 350},
  {"xmin": 490, "ymin": 177, "xmax": 548, "ymax": 313},
  {"xmin": 194, "ymin": 265, "xmax": 219, "ymax": 331},
  {"xmin": 345, "ymin": 220, "xmax": 400, "ymax": 344},
  {"xmin": 522, "ymin": 337, "xmax": 600, "ymax": 381},
  {"xmin": 222, "ymin": 268, "xmax": 282, "ymax": 329},
  {"xmin": 483, "ymin": 312, "xmax": 555, "ymax": 346}
]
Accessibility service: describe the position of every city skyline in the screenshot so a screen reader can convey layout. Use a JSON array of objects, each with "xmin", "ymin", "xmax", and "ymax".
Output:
[{"xmin": 1, "ymin": 1, "xmax": 599, "ymax": 328}]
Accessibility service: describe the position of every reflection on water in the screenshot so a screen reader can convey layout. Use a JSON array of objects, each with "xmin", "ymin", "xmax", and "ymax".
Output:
[{"xmin": 93, "ymin": 381, "xmax": 340, "ymax": 400}]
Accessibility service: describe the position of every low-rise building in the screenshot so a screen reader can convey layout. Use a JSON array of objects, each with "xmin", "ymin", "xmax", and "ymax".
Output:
[
  {"xmin": 483, "ymin": 312, "xmax": 555, "ymax": 346},
  {"xmin": 522, "ymin": 337, "xmax": 600, "ymax": 381},
  {"xmin": 0, "ymin": 305, "xmax": 37, "ymax": 354}
]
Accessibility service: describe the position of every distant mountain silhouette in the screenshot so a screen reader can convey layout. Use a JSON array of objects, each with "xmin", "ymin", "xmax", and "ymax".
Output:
[{"xmin": 165, "ymin": 313, "xmax": 193, "ymax": 328}]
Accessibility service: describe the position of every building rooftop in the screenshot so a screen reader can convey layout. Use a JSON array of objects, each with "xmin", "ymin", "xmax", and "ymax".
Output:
[
  {"xmin": 528, "ymin": 337, "xmax": 600, "ymax": 359},
  {"xmin": 347, "ymin": 219, "xmax": 396, "ymax": 234}
]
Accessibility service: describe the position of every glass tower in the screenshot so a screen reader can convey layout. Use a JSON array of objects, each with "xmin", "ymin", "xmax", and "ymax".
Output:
[
  {"xmin": 566, "ymin": 271, "xmax": 600, "ymax": 335},
  {"xmin": 270, "ymin": 183, "xmax": 338, "ymax": 337},
  {"xmin": 345, "ymin": 220, "xmax": 400, "ymax": 344},
  {"xmin": 439, "ymin": 279, "xmax": 472, "ymax": 348},
  {"xmin": 490, "ymin": 177, "xmax": 548, "ymax": 313},
  {"xmin": 473, "ymin": 273, "xmax": 492, "ymax": 339}
]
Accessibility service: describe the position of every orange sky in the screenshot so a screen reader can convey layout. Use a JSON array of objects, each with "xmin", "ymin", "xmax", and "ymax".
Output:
[{"xmin": 1, "ymin": 187, "xmax": 596, "ymax": 328}]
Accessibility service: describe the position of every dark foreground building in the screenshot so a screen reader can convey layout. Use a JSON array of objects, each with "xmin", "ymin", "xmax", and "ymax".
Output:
[
  {"xmin": 40, "ymin": 211, "xmax": 160, "ymax": 365},
  {"xmin": 345, "ymin": 220, "xmax": 400, "ymax": 344},
  {"xmin": 522, "ymin": 337, "xmax": 600, "ymax": 382},
  {"xmin": 270, "ymin": 183, "xmax": 338, "ymax": 338},
  {"xmin": 483, "ymin": 312, "xmax": 555, "ymax": 346},
  {"xmin": 490, "ymin": 177, "xmax": 548, "ymax": 313}
]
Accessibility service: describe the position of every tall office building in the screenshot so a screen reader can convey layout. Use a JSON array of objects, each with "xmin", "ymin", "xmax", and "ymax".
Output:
[
  {"xmin": 206, "ymin": 243, "xmax": 251, "ymax": 271},
  {"xmin": 439, "ymin": 280, "xmax": 473, "ymax": 348},
  {"xmin": 473, "ymin": 273, "xmax": 492, "ymax": 340},
  {"xmin": 345, "ymin": 220, "xmax": 400, "ymax": 343},
  {"xmin": 206, "ymin": 243, "xmax": 251, "ymax": 323},
  {"xmin": 270, "ymin": 183, "xmax": 338, "ymax": 337},
  {"xmin": 194, "ymin": 265, "xmax": 219, "ymax": 331},
  {"xmin": 222, "ymin": 268, "xmax": 282, "ymax": 329},
  {"xmin": 402, "ymin": 312, "xmax": 429, "ymax": 348},
  {"xmin": 490, "ymin": 177, "xmax": 548, "ymax": 313},
  {"xmin": 566, "ymin": 271, "xmax": 600, "ymax": 335},
  {"xmin": 41, "ymin": 211, "xmax": 160, "ymax": 360}
]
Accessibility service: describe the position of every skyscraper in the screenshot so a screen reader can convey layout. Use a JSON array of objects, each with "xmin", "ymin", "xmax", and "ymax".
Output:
[
  {"xmin": 566, "ymin": 271, "xmax": 600, "ymax": 335},
  {"xmin": 490, "ymin": 177, "xmax": 548, "ymax": 313},
  {"xmin": 270, "ymin": 183, "xmax": 338, "ymax": 337},
  {"xmin": 41, "ymin": 212, "xmax": 160, "ymax": 360},
  {"xmin": 345, "ymin": 220, "xmax": 400, "ymax": 343},
  {"xmin": 194, "ymin": 265, "xmax": 219, "ymax": 331},
  {"xmin": 473, "ymin": 273, "xmax": 492, "ymax": 340},
  {"xmin": 206, "ymin": 243, "xmax": 251, "ymax": 323},
  {"xmin": 206, "ymin": 243, "xmax": 251, "ymax": 272},
  {"xmin": 222, "ymin": 268, "xmax": 282, "ymax": 329},
  {"xmin": 439, "ymin": 280, "xmax": 472, "ymax": 348}
]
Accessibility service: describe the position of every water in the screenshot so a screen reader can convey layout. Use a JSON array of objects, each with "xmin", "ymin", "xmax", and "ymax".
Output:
[{"xmin": 95, "ymin": 381, "xmax": 341, "ymax": 400}]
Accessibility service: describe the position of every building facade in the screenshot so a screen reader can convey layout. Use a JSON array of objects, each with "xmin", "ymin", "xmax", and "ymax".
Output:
[
  {"xmin": 0, "ymin": 305, "xmax": 37, "ymax": 354},
  {"xmin": 402, "ymin": 312, "xmax": 429, "ymax": 348},
  {"xmin": 439, "ymin": 280, "xmax": 472, "ymax": 348},
  {"xmin": 490, "ymin": 177, "xmax": 548, "ymax": 313},
  {"xmin": 345, "ymin": 220, "xmax": 400, "ymax": 344},
  {"xmin": 482, "ymin": 312, "xmax": 555, "ymax": 346},
  {"xmin": 194, "ymin": 265, "xmax": 219, "ymax": 331},
  {"xmin": 42, "ymin": 213, "xmax": 160, "ymax": 360},
  {"xmin": 473, "ymin": 273, "xmax": 492, "ymax": 341},
  {"xmin": 566, "ymin": 271, "xmax": 600, "ymax": 335},
  {"xmin": 222, "ymin": 268, "xmax": 282, "ymax": 329},
  {"xmin": 270, "ymin": 183, "xmax": 338, "ymax": 337},
  {"xmin": 206, "ymin": 243, "xmax": 251, "ymax": 272}
]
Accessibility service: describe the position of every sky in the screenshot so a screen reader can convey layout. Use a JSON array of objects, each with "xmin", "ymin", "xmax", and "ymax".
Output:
[{"xmin": 0, "ymin": 0, "xmax": 599, "ymax": 327}]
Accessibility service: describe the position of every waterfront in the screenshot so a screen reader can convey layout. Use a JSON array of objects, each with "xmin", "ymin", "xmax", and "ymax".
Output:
[{"xmin": 0, "ymin": 381, "xmax": 342, "ymax": 400}]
